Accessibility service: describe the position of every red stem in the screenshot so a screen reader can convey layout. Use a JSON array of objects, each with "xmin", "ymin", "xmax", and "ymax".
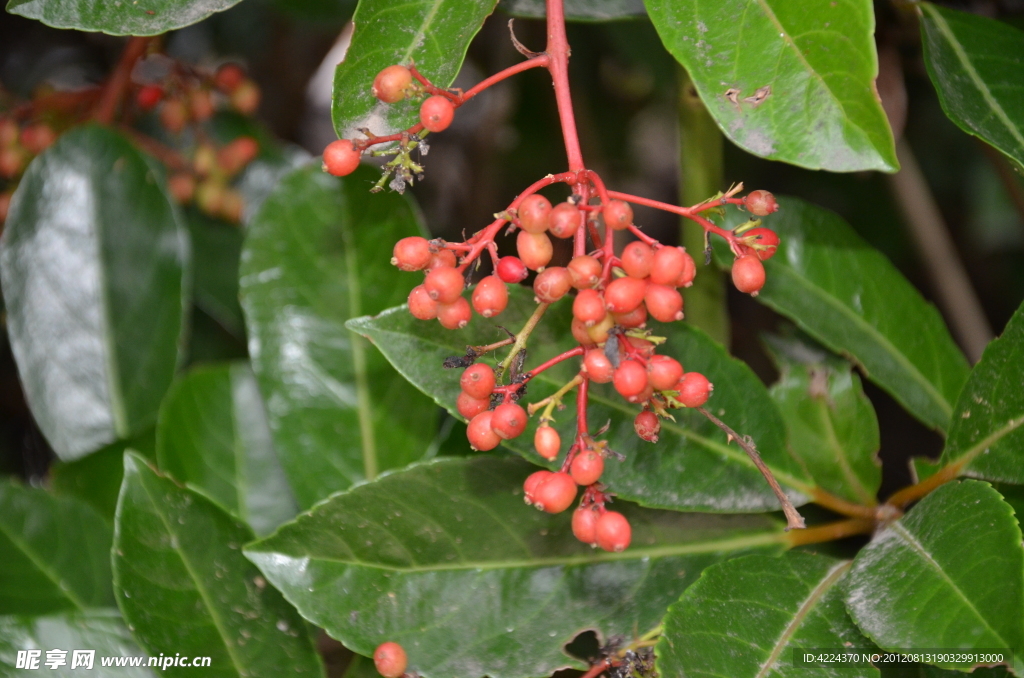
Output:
[
  {"xmin": 527, "ymin": 346, "xmax": 584, "ymax": 379},
  {"xmin": 609, "ymin": 190, "xmax": 738, "ymax": 242},
  {"xmin": 545, "ymin": 0, "xmax": 585, "ymax": 173},
  {"xmin": 94, "ymin": 37, "xmax": 152, "ymax": 124},
  {"xmin": 461, "ymin": 56, "xmax": 550, "ymax": 102}
]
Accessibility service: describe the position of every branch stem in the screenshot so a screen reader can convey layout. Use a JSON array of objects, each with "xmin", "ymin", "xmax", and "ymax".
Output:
[
  {"xmin": 94, "ymin": 37, "xmax": 152, "ymax": 124},
  {"xmin": 498, "ymin": 302, "xmax": 550, "ymax": 377},
  {"xmin": 545, "ymin": 0, "xmax": 585, "ymax": 172}
]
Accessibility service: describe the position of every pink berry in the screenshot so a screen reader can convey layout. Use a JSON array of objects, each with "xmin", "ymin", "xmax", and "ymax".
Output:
[
  {"xmin": 467, "ymin": 411, "xmax": 501, "ymax": 451},
  {"xmin": 407, "ymin": 285, "xmax": 438, "ymax": 320},
  {"xmin": 490, "ymin": 402, "xmax": 527, "ymax": 440},
  {"xmin": 533, "ymin": 472, "xmax": 577, "ymax": 513},
  {"xmin": 460, "ymin": 363, "xmax": 495, "ymax": 400},
  {"xmin": 373, "ymin": 65, "xmax": 413, "ymax": 104},
  {"xmin": 613, "ymin": 360, "xmax": 648, "ymax": 400},
  {"xmin": 676, "ymin": 372, "xmax": 713, "ymax": 408},
  {"xmin": 604, "ymin": 200, "xmax": 633, "ymax": 231},
  {"xmin": 424, "ymin": 266, "xmax": 465, "ymax": 304},
  {"xmin": 392, "ymin": 236, "xmax": 432, "ymax": 271},
  {"xmin": 456, "ymin": 392, "xmax": 489, "ymax": 419},
  {"xmin": 572, "ymin": 506, "xmax": 599, "ymax": 545},
  {"xmin": 534, "ymin": 425, "xmax": 560, "ymax": 460},
  {"xmin": 518, "ymin": 194, "xmax": 552, "ymax": 234},
  {"xmin": 745, "ymin": 190, "xmax": 778, "ymax": 217},
  {"xmin": 621, "ymin": 241, "xmax": 654, "ymax": 279},
  {"xmin": 496, "ymin": 256, "xmax": 529, "ymax": 283},
  {"xmin": 570, "ymin": 449, "xmax": 604, "ymax": 486},
  {"xmin": 472, "ymin": 276, "xmax": 508, "ymax": 318},
  {"xmin": 436, "ymin": 297, "xmax": 471, "ymax": 329},
  {"xmin": 323, "ymin": 139, "xmax": 361, "ymax": 177},
  {"xmin": 634, "ymin": 410, "xmax": 660, "ymax": 442},
  {"xmin": 732, "ymin": 254, "xmax": 766, "ymax": 295},
  {"xmin": 420, "ymin": 95, "xmax": 455, "ymax": 133},
  {"xmin": 374, "ymin": 642, "xmax": 407, "ymax": 678},
  {"xmin": 595, "ymin": 511, "xmax": 631, "ymax": 552}
]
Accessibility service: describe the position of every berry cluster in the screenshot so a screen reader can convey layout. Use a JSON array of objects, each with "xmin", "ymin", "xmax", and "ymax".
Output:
[
  {"xmin": 0, "ymin": 118, "xmax": 58, "ymax": 223},
  {"xmin": 328, "ymin": 61, "xmax": 782, "ymax": 554}
]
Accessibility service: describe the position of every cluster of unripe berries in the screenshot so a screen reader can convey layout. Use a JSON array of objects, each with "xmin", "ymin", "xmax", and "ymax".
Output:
[
  {"xmin": 166, "ymin": 135, "xmax": 260, "ymax": 223},
  {"xmin": 137, "ymin": 62, "xmax": 260, "ymax": 134},
  {"xmin": 0, "ymin": 118, "xmax": 58, "ymax": 223},
  {"xmin": 323, "ymin": 64, "xmax": 455, "ymax": 178}
]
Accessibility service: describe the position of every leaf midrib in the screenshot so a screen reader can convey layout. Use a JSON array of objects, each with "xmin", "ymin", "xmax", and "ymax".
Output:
[
  {"xmin": 768, "ymin": 262, "xmax": 953, "ymax": 426},
  {"xmin": 755, "ymin": 559, "xmax": 851, "ymax": 678},
  {"xmin": 248, "ymin": 529, "xmax": 785, "ymax": 573},
  {"xmin": 0, "ymin": 509, "xmax": 89, "ymax": 612},
  {"xmin": 357, "ymin": 318, "xmax": 812, "ymax": 495},
  {"xmin": 922, "ymin": 3, "xmax": 1024, "ymax": 151},
  {"xmin": 813, "ymin": 396, "xmax": 875, "ymax": 505},
  {"xmin": 944, "ymin": 414, "xmax": 1024, "ymax": 471}
]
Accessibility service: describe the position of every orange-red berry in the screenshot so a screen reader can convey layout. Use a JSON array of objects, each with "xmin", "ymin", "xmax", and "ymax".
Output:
[
  {"xmin": 595, "ymin": 511, "xmax": 631, "ymax": 552},
  {"xmin": 516, "ymin": 231, "xmax": 553, "ymax": 270},
  {"xmin": 374, "ymin": 642, "xmax": 407, "ymax": 678},
  {"xmin": 621, "ymin": 241, "xmax": 654, "ymax": 279},
  {"xmin": 604, "ymin": 200, "xmax": 633, "ymax": 230},
  {"xmin": 644, "ymin": 284, "xmax": 684, "ymax": 323},
  {"xmin": 611, "ymin": 304, "xmax": 647, "ymax": 329},
  {"xmin": 472, "ymin": 275, "xmax": 508, "ymax": 318},
  {"xmin": 533, "ymin": 472, "xmax": 577, "ymax": 513},
  {"xmin": 613, "ymin": 360, "xmax": 648, "ymax": 400},
  {"xmin": 650, "ymin": 246, "xmax": 694, "ymax": 287},
  {"xmin": 583, "ymin": 349, "xmax": 614, "ymax": 383},
  {"xmin": 647, "ymin": 355, "xmax": 683, "ymax": 391},
  {"xmin": 456, "ymin": 392, "xmax": 489, "ymax": 419},
  {"xmin": 518, "ymin": 194, "xmax": 552, "ymax": 234},
  {"xmin": 420, "ymin": 95, "xmax": 455, "ymax": 133},
  {"xmin": 392, "ymin": 236, "xmax": 432, "ymax": 271},
  {"xmin": 533, "ymin": 266, "xmax": 572, "ymax": 303},
  {"xmin": 744, "ymin": 227, "xmax": 780, "ymax": 261},
  {"xmin": 534, "ymin": 425, "xmax": 560, "ymax": 460},
  {"xmin": 491, "ymin": 402, "xmax": 527, "ymax": 440},
  {"xmin": 467, "ymin": 411, "xmax": 501, "ymax": 450},
  {"xmin": 745, "ymin": 190, "xmax": 778, "ymax": 217},
  {"xmin": 604, "ymin": 277, "xmax": 647, "ymax": 314},
  {"xmin": 548, "ymin": 202, "xmax": 579, "ymax": 239},
  {"xmin": 523, "ymin": 470, "xmax": 553, "ymax": 506},
  {"xmin": 496, "ymin": 256, "xmax": 528, "ymax": 283},
  {"xmin": 570, "ymin": 448, "xmax": 604, "ymax": 486},
  {"xmin": 677, "ymin": 372, "xmax": 713, "ymax": 407},
  {"xmin": 323, "ymin": 139, "xmax": 361, "ymax": 177},
  {"xmin": 436, "ymin": 297, "xmax": 471, "ymax": 329},
  {"xmin": 217, "ymin": 136, "xmax": 259, "ymax": 175},
  {"xmin": 460, "ymin": 363, "xmax": 495, "ymax": 400},
  {"xmin": 214, "ymin": 63, "xmax": 246, "ymax": 93},
  {"xmin": 573, "ymin": 289, "xmax": 606, "ymax": 327},
  {"xmin": 424, "ymin": 266, "xmax": 465, "ymax": 304},
  {"xmin": 408, "ymin": 285, "xmax": 438, "ymax": 320},
  {"xmin": 731, "ymin": 254, "xmax": 766, "ymax": 295},
  {"xmin": 136, "ymin": 84, "xmax": 164, "ymax": 111},
  {"xmin": 373, "ymin": 65, "xmax": 413, "ymax": 104},
  {"xmin": 572, "ymin": 506, "xmax": 599, "ymax": 545},
  {"xmin": 567, "ymin": 255, "xmax": 602, "ymax": 289},
  {"xmin": 634, "ymin": 410, "xmax": 660, "ymax": 442}
]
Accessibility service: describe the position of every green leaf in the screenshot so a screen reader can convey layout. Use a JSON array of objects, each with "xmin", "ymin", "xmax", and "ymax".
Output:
[
  {"xmin": 0, "ymin": 125, "xmax": 188, "ymax": 461},
  {"xmin": 112, "ymin": 452, "xmax": 323, "ymax": 678},
  {"xmin": 717, "ymin": 198, "xmax": 969, "ymax": 433},
  {"xmin": 657, "ymin": 552, "xmax": 877, "ymax": 678},
  {"xmin": 187, "ymin": 214, "xmax": 245, "ymax": 338},
  {"xmin": 880, "ymin": 665, "xmax": 1010, "ymax": 678},
  {"xmin": 845, "ymin": 480, "xmax": 1024, "ymax": 675},
  {"xmin": 920, "ymin": 4, "xmax": 1024, "ymax": 171},
  {"xmin": 643, "ymin": 0, "xmax": 897, "ymax": 172},
  {"xmin": 765, "ymin": 334, "xmax": 881, "ymax": 507},
  {"xmin": 50, "ymin": 441, "xmax": 129, "ymax": 522},
  {"xmin": 0, "ymin": 480, "xmax": 113, "ymax": 615},
  {"xmin": 0, "ymin": 610, "xmax": 154, "ymax": 678},
  {"xmin": 348, "ymin": 285, "xmax": 813, "ymax": 513},
  {"xmin": 499, "ymin": 0, "xmax": 644, "ymax": 22},
  {"xmin": 5, "ymin": 0, "xmax": 243, "ymax": 36},
  {"xmin": 245, "ymin": 455, "xmax": 786, "ymax": 678},
  {"xmin": 939, "ymin": 299, "xmax": 1024, "ymax": 484},
  {"xmin": 331, "ymin": 0, "xmax": 498, "ymax": 138},
  {"xmin": 156, "ymin": 362, "xmax": 297, "ymax": 536},
  {"xmin": 239, "ymin": 164, "xmax": 438, "ymax": 508}
]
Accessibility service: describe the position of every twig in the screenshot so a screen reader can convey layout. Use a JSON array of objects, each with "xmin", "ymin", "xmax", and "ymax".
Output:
[
  {"xmin": 498, "ymin": 302, "xmax": 550, "ymax": 377},
  {"xmin": 94, "ymin": 37, "xmax": 153, "ymax": 124},
  {"xmin": 887, "ymin": 138, "xmax": 992, "ymax": 362},
  {"xmin": 785, "ymin": 518, "xmax": 874, "ymax": 547},
  {"xmin": 697, "ymin": 407, "xmax": 805, "ymax": 530}
]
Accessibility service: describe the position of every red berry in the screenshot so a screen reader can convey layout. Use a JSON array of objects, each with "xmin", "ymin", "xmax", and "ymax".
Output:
[
  {"xmin": 373, "ymin": 65, "xmax": 413, "ymax": 104},
  {"xmin": 621, "ymin": 241, "xmax": 654, "ymax": 279},
  {"xmin": 534, "ymin": 425, "xmax": 560, "ymax": 460},
  {"xmin": 634, "ymin": 410, "xmax": 660, "ymax": 442},
  {"xmin": 571, "ymin": 318, "xmax": 594, "ymax": 346},
  {"xmin": 424, "ymin": 266, "xmax": 465, "ymax": 304},
  {"xmin": 595, "ymin": 511, "xmax": 631, "ymax": 552},
  {"xmin": 0, "ymin": 191, "xmax": 11, "ymax": 223},
  {"xmin": 604, "ymin": 277, "xmax": 647, "ymax": 314},
  {"xmin": 650, "ymin": 246, "xmax": 693, "ymax": 287},
  {"xmin": 217, "ymin": 136, "xmax": 259, "ymax": 175},
  {"xmin": 428, "ymin": 249, "xmax": 457, "ymax": 270},
  {"xmin": 491, "ymin": 402, "xmax": 527, "ymax": 440},
  {"xmin": 214, "ymin": 63, "xmax": 246, "ymax": 93},
  {"xmin": 572, "ymin": 506, "xmax": 599, "ymax": 545},
  {"xmin": 467, "ymin": 411, "xmax": 501, "ymax": 451},
  {"xmin": 374, "ymin": 642, "xmax": 407, "ymax": 678},
  {"xmin": 573, "ymin": 289, "xmax": 607, "ymax": 327},
  {"xmin": 644, "ymin": 284, "xmax": 684, "ymax": 323},
  {"xmin": 231, "ymin": 80, "xmax": 261, "ymax": 115},
  {"xmin": 745, "ymin": 190, "xmax": 778, "ymax": 217},
  {"xmin": 604, "ymin": 200, "xmax": 633, "ymax": 231},
  {"xmin": 323, "ymin": 139, "xmax": 361, "ymax": 177},
  {"xmin": 408, "ymin": 285, "xmax": 438, "ymax": 320},
  {"xmin": 420, "ymin": 95, "xmax": 455, "ymax": 133},
  {"xmin": 437, "ymin": 297, "xmax": 471, "ymax": 329},
  {"xmin": 744, "ymin": 227, "xmax": 780, "ymax": 261},
  {"xmin": 647, "ymin": 355, "xmax": 683, "ymax": 391},
  {"xmin": 731, "ymin": 254, "xmax": 766, "ymax": 295},
  {"xmin": 533, "ymin": 267, "xmax": 572, "ymax": 304},
  {"xmin": 19, "ymin": 124, "xmax": 56, "ymax": 154},
  {"xmin": 460, "ymin": 363, "xmax": 495, "ymax": 400},
  {"xmin": 472, "ymin": 275, "xmax": 508, "ymax": 317},
  {"xmin": 159, "ymin": 99, "xmax": 189, "ymax": 134},
  {"xmin": 136, "ymin": 84, "xmax": 164, "ymax": 111},
  {"xmin": 570, "ymin": 448, "xmax": 604, "ymax": 486},
  {"xmin": 613, "ymin": 360, "xmax": 648, "ymax": 399},
  {"xmin": 611, "ymin": 304, "xmax": 647, "ymax": 329},
  {"xmin": 533, "ymin": 472, "xmax": 577, "ymax": 513},
  {"xmin": 524, "ymin": 470, "xmax": 553, "ymax": 506},
  {"xmin": 583, "ymin": 349, "xmax": 614, "ymax": 383},
  {"xmin": 392, "ymin": 236, "xmax": 432, "ymax": 271},
  {"xmin": 518, "ymin": 194, "xmax": 552, "ymax": 234},
  {"xmin": 567, "ymin": 255, "xmax": 602, "ymax": 289},
  {"xmin": 677, "ymin": 372, "xmax": 713, "ymax": 407},
  {"xmin": 190, "ymin": 89, "xmax": 215, "ymax": 122},
  {"xmin": 496, "ymin": 256, "xmax": 528, "ymax": 283},
  {"xmin": 167, "ymin": 173, "xmax": 196, "ymax": 203},
  {"xmin": 586, "ymin": 315, "xmax": 615, "ymax": 344},
  {"xmin": 456, "ymin": 391, "xmax": 489, "ymax": 419},
  {"xmin": 516, "ymin": 231, "xmax": 553, "ymax": 270},
  {"xmin": 548, "ymin": 202, "xmax": 579, "ymax": 239}
]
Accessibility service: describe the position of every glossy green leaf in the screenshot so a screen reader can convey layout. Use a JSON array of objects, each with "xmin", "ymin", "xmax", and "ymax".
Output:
[
  {"xmin": 112, "ymin": 452, "xmax": 323, "ymax": 678},
  {"xmin": 5, "ymin": 0, "xmax": 243, "ymax": 36},
  {"xmin": 657, "ymin": 552, "xmax": 876, "ymax": 678},
  {"xmin": 240, "ymin": 164, "xmax": 437, "ymax": 508},
  {"xmin": 245, "ymin": 455, "xmax": 786, "ymax": 678},
  {"xmin": 499, "ymin": 0, "xmax": 644, "ymax": 21},
  {"xmin": 0, "ymin": 480, "xmax": 113, "ymax": 615},
  {"xmin": 331, "ymin": 0, "xmax": 497, "ymax": 138},
  {"xmin": 920, "ymin": 4, "xmax": 1024, "ymax": 170},
  {"xmin": 643, "ymin": 0, "xmax": 897, "ymax": 172},
  {"xmin": 50, "ymin": 441, "xmax": 129, "ymax": 522},
  {"xmin": 187, "ymin": 214, "xmax": 245, "ymax": 338},
  {"xmin": 717, "ymin": 198, "xmax": 969, "ymax": 433},
  {"xmin": 880, "ymin": 665, "xmax": 1009, "ymax": 678},
  {"xmin": 845, "ymin": 480, "xmax": 1024, "ymax": 675},
  {"xmin": 348, "ymin": 285, "xmax": 813, "ymax": 513},
  {"xmin": 156, "ymin": 362, "xmax": 297, "ymax": 536},
  {"xmin": 0, "ymin": 610, "xmax": 154, "ymax": 678},
  {"xmin": 765, "ymin": 334, "xmax": 881, "ymax": 506},
  {"xmin": 0, "ymin": 125, "xmax": 188, "ymax": 461},
  {"xmin": 939, "ymin": 298, "xmax": 1024, "ymax": 483}
]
